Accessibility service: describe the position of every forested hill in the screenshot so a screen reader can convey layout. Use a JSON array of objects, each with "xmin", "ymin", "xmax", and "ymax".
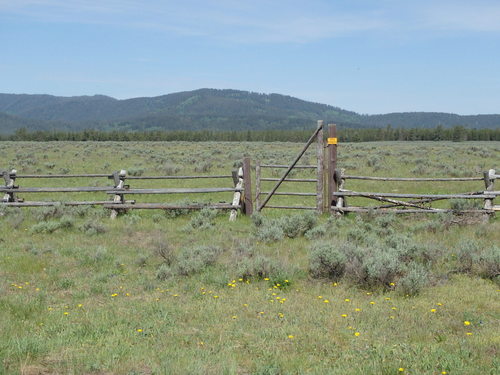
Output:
[{"xmin": 0, "ymin": 89, "xmax": 498, "ymax": 134}]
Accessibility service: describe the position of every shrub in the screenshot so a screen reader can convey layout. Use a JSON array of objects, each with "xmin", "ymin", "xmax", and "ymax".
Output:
[
  {"xmin": 127, "ymin": 167, "xmax": 144, "ymax": 176},
  {"xmin": 33, "ymin": 205, "xmax": 65, "ymax": 221},
  {"xmin": 30, "ymin": 216, "xmax": 74, "ymax": 234},
  {"xmin": 125, "ymin": 213, "xmax": 142, "ymax": 225},
  {"xmin": 279, "ymin": 212, "xmax": 317, "ymax": 238},
  {"xmin": 251, "ymin": 212, "xmax": 265, "ymax": 227},
  {"xmin": 450, "ymin": 199, "xmax": 482, "ymax": 213},
  {"xmin": 455, "ymin": 239, "xmax": 482, "ymax": 273},
  {"xmin": 255, "ymin": 223, "xmax": 284, "ymax": 242},
  {"xmin": 189, "ymin": 208, "xmax": 218, "ymax": 229},
  {"xmin": 79, "ymin": 220, "xmax": 107, "ymax": 235},
  {"xmin": 475, "ymin": 246, "xmax": 500, "ymax": 282},
  {"xmin": 309, "ymin": 242, "xmax": 347, "ymax": 280},
  {"xmin": 236, "ymin": 255, "xmax": 282, "ymax": 279},
  {"xmin": 457, "ymin": 240, "xmax": 500, "ymax": 282},
  {"xmin": 156, "ymin": 264, "xmax": 175, "ymax": 281},
  {"xmin": 162, "ymin": 162, "xmax": 181, "ymax": 175},
  {"xmin": 362, "ymin": 247, "xmax": 404, "ymax": 287},
  {"xmin": 176, "ymin": 245, "xmax": 222, "ymax": 276},
  {"xmin": 90, "ymin": 246, "xmax": 113, "ymax": 264},
  {"xmin": 135, "ymin": 255, "xmax": 148, "ymax": 267},
  {"xmin": 194, "ymin": 161, "xmax": 212, "ymax": 173},
  {"xmin": 68, "ymin": 205, "xmax": 92, "ymax": 218},
  {"xmin": 152, "ymin": 236, "xmax": 175, "ymax": 266},
  {"xmin": 304, "ymin": 224, "xmax": 327, "ymax": 239},
  {"xmin": 253, "ymin": 213, "xmax": 316, "ymax": 242},
  {"xmin": 397, "ymin": 263, "xmax": 428, "ymax": 296}
]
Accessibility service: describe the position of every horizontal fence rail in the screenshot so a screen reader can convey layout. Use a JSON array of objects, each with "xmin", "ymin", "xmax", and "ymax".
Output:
[
  {"xmin": 331, "ymin": 207, "xmax": 497, "ymax": 214},
  {"xmin": 260, "ymin": 164, "xmax": 317, "ymax": 169},
  {"xmin": 332, "ymin": 191, "xmax": 496, "ymax": 199},
  {"xmin": 342, "ymin": 175, "xmax": 484, "ymax": 182}
]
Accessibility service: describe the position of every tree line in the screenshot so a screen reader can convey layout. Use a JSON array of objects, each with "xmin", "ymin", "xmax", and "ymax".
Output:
[{"xmin": 1, "ymin": 125, "xmax": 499, "ymax": 142}]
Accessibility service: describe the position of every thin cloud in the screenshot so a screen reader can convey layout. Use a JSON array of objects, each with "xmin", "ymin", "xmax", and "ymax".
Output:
[
  {"xmin": 1, "ymin": 0, "xmax": 499, "ymax": 44},
  {"xmin": 422, "ymin": 2, "xmax": 500, "ymax": 32}
]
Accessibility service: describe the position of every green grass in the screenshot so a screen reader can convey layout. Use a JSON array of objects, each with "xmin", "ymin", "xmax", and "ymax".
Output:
[{"xmin": 0, "ymin": 141, "xmax": 499, "ymax": 374}]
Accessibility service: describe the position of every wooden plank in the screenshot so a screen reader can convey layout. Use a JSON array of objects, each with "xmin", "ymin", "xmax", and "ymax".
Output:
[
  {"xmin": 105, "ymin": 203, "xmax": 239, "ymax": 210},
  {"xmin": 265, "ymin": 205, "xmax": 316, "ymax": 210},
  {"xmin": 331, "ymin": 206, "xmax": 495, "ymax": 214},
  {"xmin": 242, "ymin": 157, "xmax": 253, "ymax": 215},
  {"xmin": 260, "ymin": 191, "xmax": 316, "ymax": 196},
  {"xmin": 316, "ymin": 120, "xmax": 324, "ymax": 214},
  {"xmin": 260, "ymin": 178, "xmax": 317, "ymax": 182},
  {"xmin": 16, "ymin": 174, "xmax": 232, "ymax": 179},
  {"xmin": 332, "ymin": 192, "xmax": 494, "ymax": 199},
  {"xmin": 260, "ymin": 164, "xmax": 316, "ymax": 169},
  {"xmin": 17, "ymin": 174, "xmax": 113, "ymax": 178},
  {"xmin": 126, "ymin": 175, "xmax": 232, "ymax": 180},
  {"xmin": 258, "ymin": 121, "xmax": 324, "ymax": 211},
  {"xmin": 327, "ymin": 124, "xmax": 337, "ymax": 210},
  {"xmin": 2, "ymin": 200, "xmax": 135, "ymax": 207},
  {"xmin": 372, "ymin": 190, "xmax": 485, "ymax": 209},
  {"xmin": 106, "ymin": 187, "xmax": 241, "ymax": 194},
  {"xmin": 343, "ymin": 175, "xmax": 483, "ymax": 181},
  {"xmin": 0, "ymin": 187, "xmax": 115, "ymax": 193}
]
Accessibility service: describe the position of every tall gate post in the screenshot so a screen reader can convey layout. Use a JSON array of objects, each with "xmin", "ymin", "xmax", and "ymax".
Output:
[
  {"xmin": 327, "ymin": 124, "xmax": 338, "ymax": 212},
  {"xmin": 316, "ymin": 120, "xmax": 324, "ymax": 213},
  {"xmin": 242, "ymin": 157, "xmax": 253, "ymax": 215}
]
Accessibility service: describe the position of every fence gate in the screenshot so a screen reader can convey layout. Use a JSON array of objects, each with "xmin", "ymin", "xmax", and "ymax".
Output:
[
  {"xmin": 256, "ymin": 120, "xmax": 334, "ymax": 213},
  {"xmin": 255, "ymin": 121, "xmax": 498, "ymax": 216}
]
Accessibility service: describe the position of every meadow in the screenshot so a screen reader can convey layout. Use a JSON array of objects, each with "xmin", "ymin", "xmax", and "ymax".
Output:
[{"xmin": 0, "ymin": 141, "xmax": 499, "ymax": 374}]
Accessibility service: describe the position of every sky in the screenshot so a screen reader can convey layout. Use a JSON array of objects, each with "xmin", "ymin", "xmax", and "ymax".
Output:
[{"xmin": 0, "ymin": 0, "xmax": 499, "ymax": 115}]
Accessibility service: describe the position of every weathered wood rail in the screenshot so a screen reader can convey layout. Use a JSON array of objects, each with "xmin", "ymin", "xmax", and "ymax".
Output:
[{"xmin": 0, "ymin": 157, "xmax": 254, "ymax": 221}]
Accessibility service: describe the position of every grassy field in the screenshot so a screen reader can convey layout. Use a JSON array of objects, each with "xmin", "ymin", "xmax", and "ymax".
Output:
[{"xmin": 0, "ymin": 141, "xmax": 499, "ymax": 374}]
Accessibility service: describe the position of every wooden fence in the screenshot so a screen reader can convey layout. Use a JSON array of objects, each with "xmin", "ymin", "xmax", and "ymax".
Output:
[
  {"xmin": 1, "ymin": 124, "xmax": 498, "ymax": 217},
  {"xmin": 1, "ymin": 157, "xmax": 254, "ymax": 221},
  {"xmin": 331, "ymin": 168, "xmax": 498, "ymax": 214},
  {"xmin": 256, "ymin": 122, "xmax": 498, "ymax": 215}
]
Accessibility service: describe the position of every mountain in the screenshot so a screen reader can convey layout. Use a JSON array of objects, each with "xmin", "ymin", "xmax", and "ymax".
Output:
[{"xmin": 0, "ymin": 89, "xmax": 498, "ymax": 134}]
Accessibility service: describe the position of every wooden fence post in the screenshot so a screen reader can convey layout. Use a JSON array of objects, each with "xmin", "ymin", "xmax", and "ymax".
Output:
[
  {"xmin": 2, "ymin": 169, "xmax": 18, "ymax": 203},
  {"xmin": 110, "ymin": 169, "xmax": 127, "ymax": 219},
  {"xmin": 483, "ymin": 169, "xmax": 495, "ymax": 210},
  {"xmin": 335, "ymin": 168, "xmax": 346, "ymax": 213},
  {"xmin": 316, "ymin": 120, "xmax": 324, "ymax": 214},
  {"xmin": 229, "ymin": 167, "xmax": 243, "ymax": 221},
  {"xmin": 327, "ymin": 124, "xmax": 338, "ymax": 212},
  {"xmin": 242, "ymin": 157, "xmax": 253, "ymax": 215},
  {"xmin": 255, "ymin": 160, "xmax": 261, "ymax": 211}
]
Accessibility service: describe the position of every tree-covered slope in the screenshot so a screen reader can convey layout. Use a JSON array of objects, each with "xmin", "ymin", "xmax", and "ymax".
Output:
[{"xmin": 0, "ymin": 89, "xmax": 498, "ymax": 134}]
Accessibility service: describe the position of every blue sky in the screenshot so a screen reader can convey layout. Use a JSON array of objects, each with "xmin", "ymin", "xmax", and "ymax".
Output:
[{"xmin": 1, "ymin": 0, "xmax": 499, "ymax": 114}]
